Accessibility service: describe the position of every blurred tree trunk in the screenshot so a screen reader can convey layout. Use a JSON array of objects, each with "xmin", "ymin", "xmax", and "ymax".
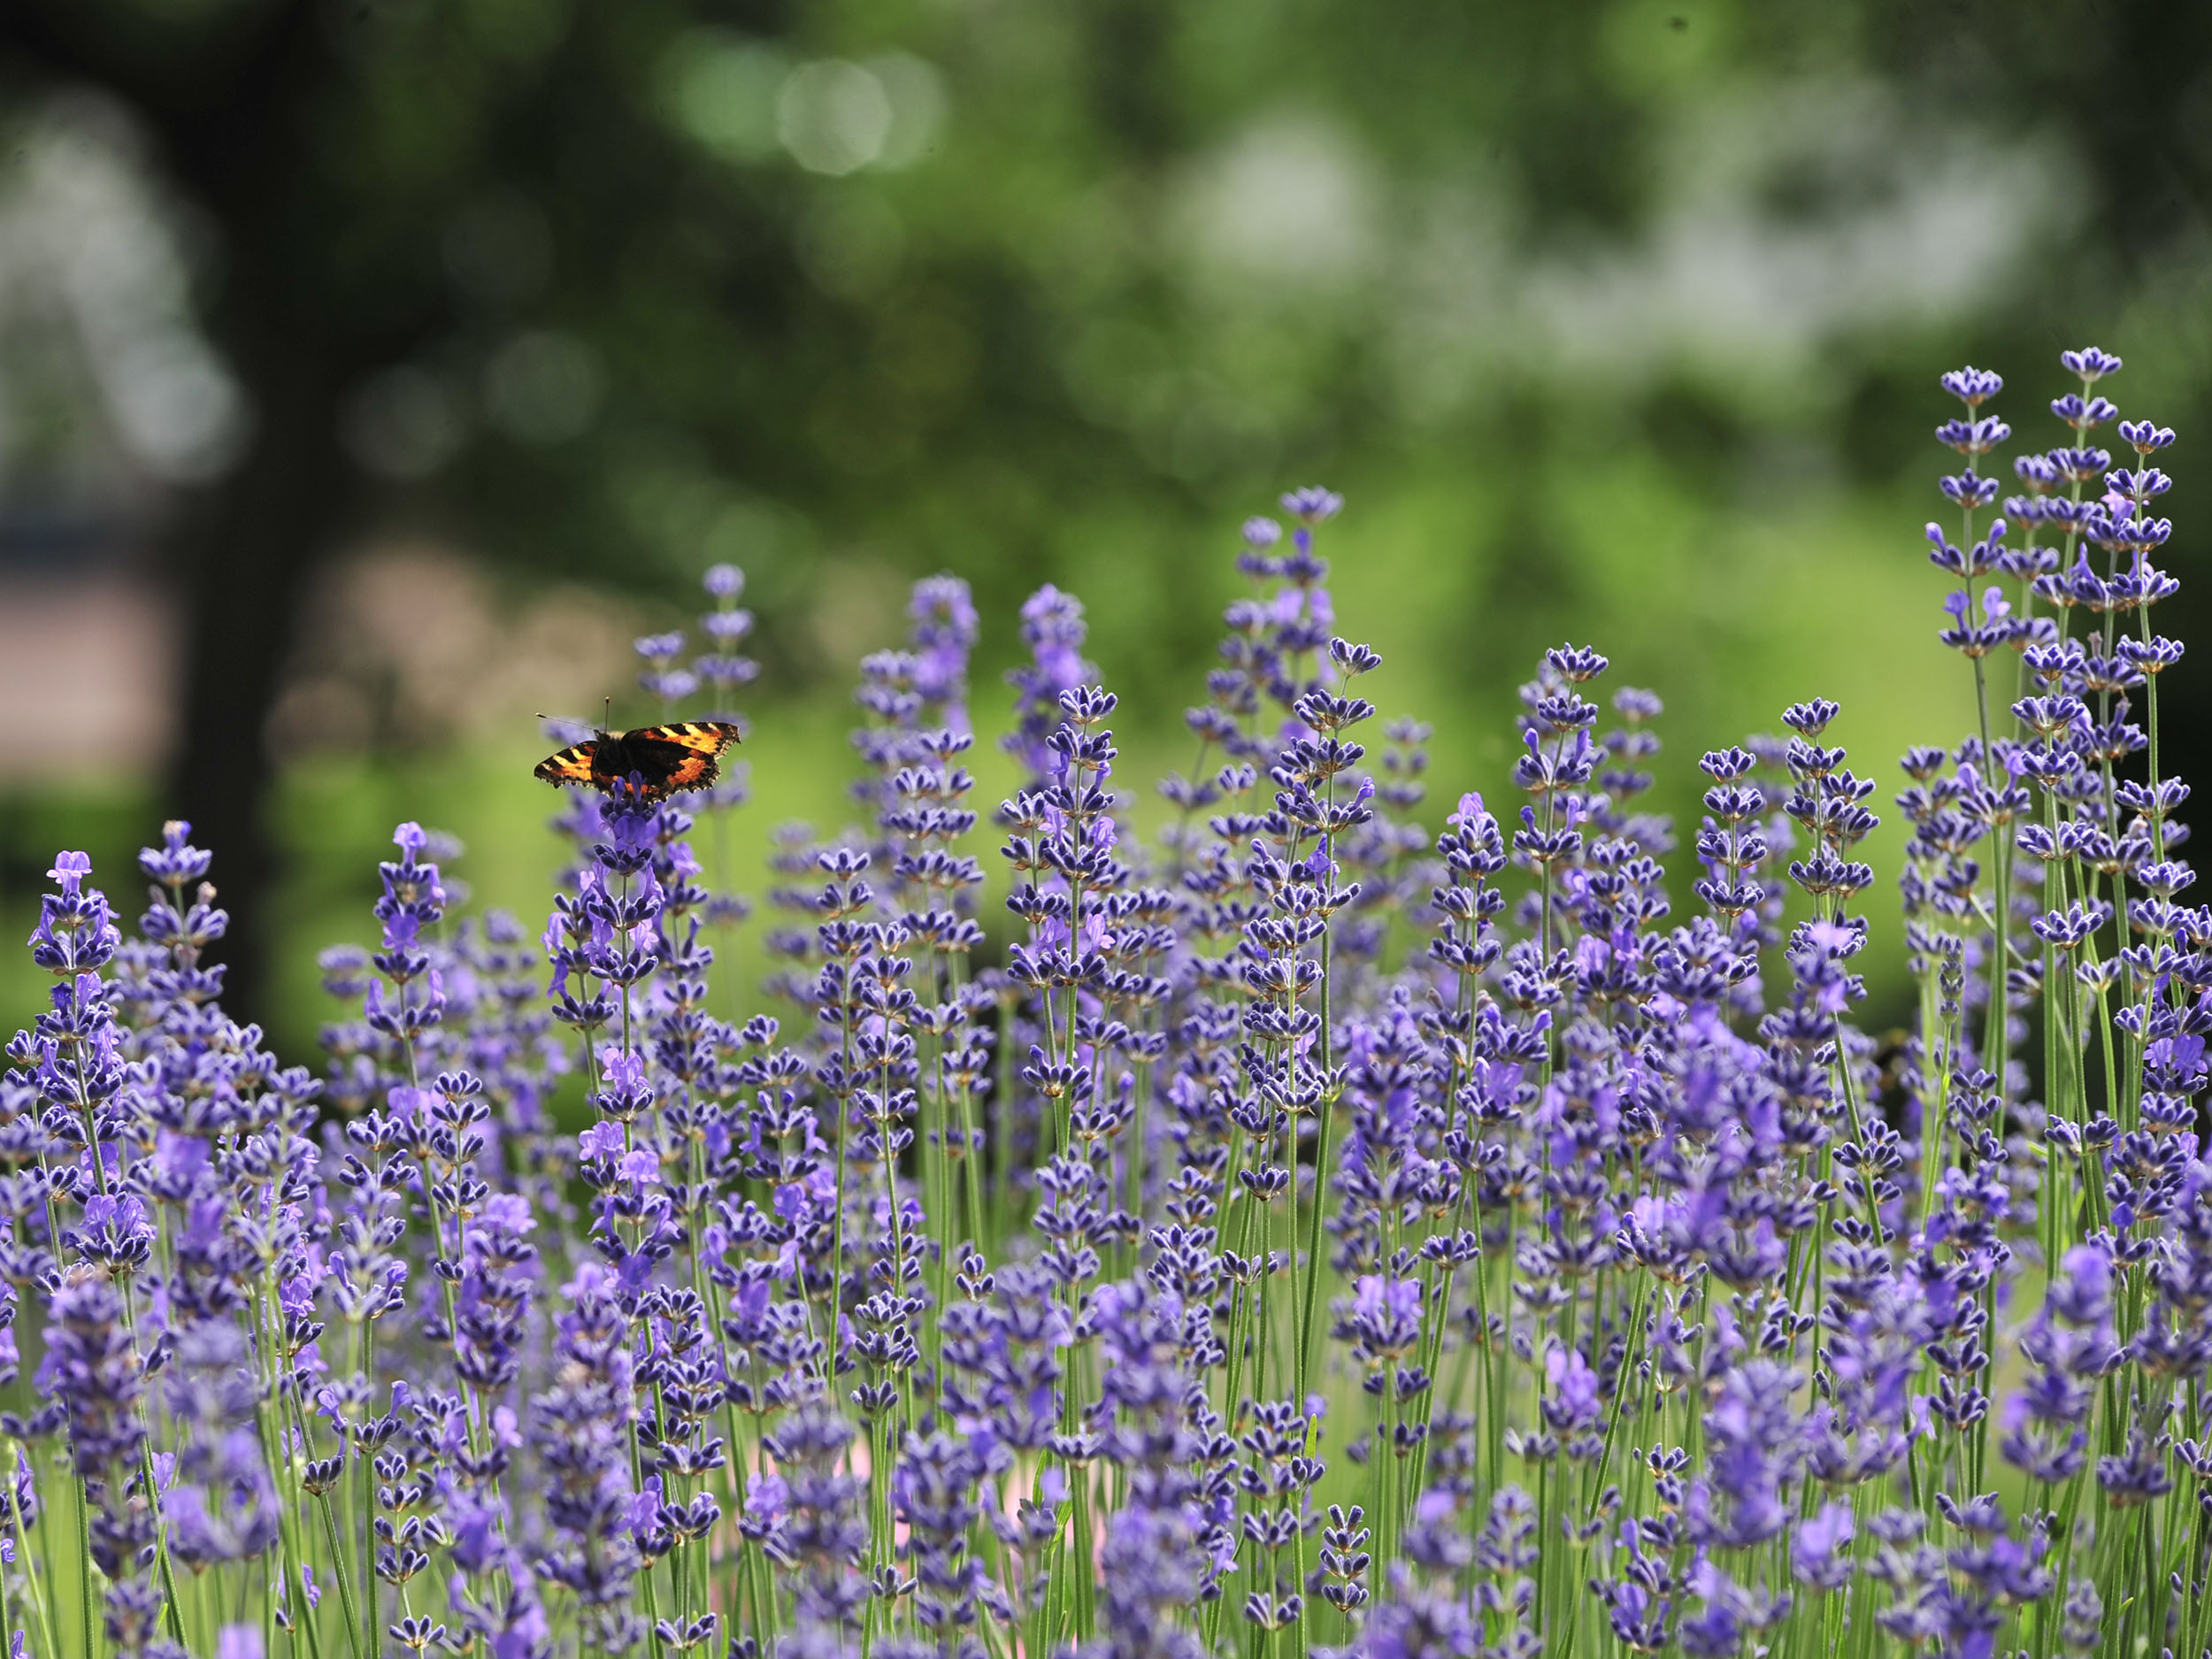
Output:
[
  {"xmin": 151, "ymin": 4, "xmax": 357, "ymax": 1028},
  {"xmin": 1, "ymin": 1, "xmax": 424, "ymax": 1024},
  {"xmin": 166, "ymin": 336, "xmax": 349, "ymax": 1024}
]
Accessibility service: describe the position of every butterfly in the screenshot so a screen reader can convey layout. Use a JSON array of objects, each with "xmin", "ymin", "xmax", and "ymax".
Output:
[{"xmin": 534, "ymin": 719, "xmax": 742, "ymax": 803}]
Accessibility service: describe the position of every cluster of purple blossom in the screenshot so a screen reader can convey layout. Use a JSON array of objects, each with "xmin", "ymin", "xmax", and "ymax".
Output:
[{"xmin": 4, "ymin": 349, "xmax": 2209, "ymax": 1659}]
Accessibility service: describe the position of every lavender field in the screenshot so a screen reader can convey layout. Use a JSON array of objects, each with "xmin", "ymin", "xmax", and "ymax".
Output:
[{"xmin": 4, "ymin": 348, "xmax": 2207, "ymax": 1659}]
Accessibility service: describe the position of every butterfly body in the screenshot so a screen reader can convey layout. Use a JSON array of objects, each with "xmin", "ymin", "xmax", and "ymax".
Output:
[{"xmin": 534, "ymin": 721, "xmax": 742, "ymax": 802}]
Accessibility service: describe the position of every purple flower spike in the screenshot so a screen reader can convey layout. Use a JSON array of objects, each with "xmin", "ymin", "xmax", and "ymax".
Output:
[
  {"xmin": 137, "ymin": 819, "xmax": 214, "ymax": 885},
  {"xmin": 1939, "ymin": 365, "xmax": 2003, "ymax": 407},
  {"xmin": 2060, "ymin": 345, "xmax": 2122, "ymax": 380},
  {"xmin": 1793, "ymin": 1500, "xmax": 1856, "ymax": 1590}
]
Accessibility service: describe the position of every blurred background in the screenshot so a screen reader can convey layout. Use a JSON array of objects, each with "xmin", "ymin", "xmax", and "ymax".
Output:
[{"xmin": 2, "ymin": 0, "xmax": 2209, "ymax": 1061}]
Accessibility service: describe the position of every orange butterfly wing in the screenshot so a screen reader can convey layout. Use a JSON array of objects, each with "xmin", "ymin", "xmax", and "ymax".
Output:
[
  {"xmin": 534, "ymin": 741, "xmax": 599, "ymax": 787},
  {"xmin": 617, "ymin": 721, "xmax": 742, "ymax": 799}
]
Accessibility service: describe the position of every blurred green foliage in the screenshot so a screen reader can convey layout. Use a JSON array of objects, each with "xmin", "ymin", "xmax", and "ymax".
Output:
[{"xmin": 3, "ymin": 0, "xmax": 2210, "ymax": 1060}]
